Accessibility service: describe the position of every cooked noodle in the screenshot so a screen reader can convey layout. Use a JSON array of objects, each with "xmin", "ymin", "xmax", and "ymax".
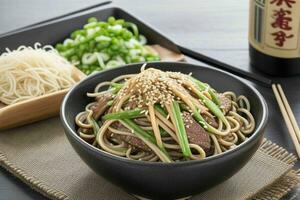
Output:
[
  {"xmin": 75, "ymin": 66, "xmax": 256, "ymax": 163},
  {"xmin": 0, "ymin": 43, "xmax": 76, "ymax": 105}
]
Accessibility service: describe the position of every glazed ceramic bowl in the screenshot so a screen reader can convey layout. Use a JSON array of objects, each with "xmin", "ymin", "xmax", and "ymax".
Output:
[{"xmin": 60, "ymin": 62, "xmax": 268, "ymax": 199}]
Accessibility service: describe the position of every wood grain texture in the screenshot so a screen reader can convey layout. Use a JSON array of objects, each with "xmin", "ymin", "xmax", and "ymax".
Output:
[
  {"xmin": 0, "ymin": 0, "xmax": 299, "ymax": 199},
  {"xmin": 148, "ymin": 45, "xmax": 185, "ymax": 61},
  {"xmin": 0, "ymin": 67, "xmax": 84, "ymax": 130}
]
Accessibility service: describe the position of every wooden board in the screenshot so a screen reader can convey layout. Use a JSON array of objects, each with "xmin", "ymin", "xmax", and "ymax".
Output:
[{"xmin": 147, "ymin": 45, "xmax": 185, "ymax": 61}]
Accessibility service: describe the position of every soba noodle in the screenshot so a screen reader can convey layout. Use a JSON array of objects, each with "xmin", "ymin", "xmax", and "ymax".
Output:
[
  {"xmin": 0, "ymin": 43, "xmax": 76, "ymax": 105},
  {"xmin": 75, "ymin": 66, "xmax": 255, "ymax": 163}
]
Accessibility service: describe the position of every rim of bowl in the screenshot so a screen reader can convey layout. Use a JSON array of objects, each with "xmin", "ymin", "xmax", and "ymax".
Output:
[{"xmin": 60, "ymin": 61, "xmax": 268, "ymax": 167}]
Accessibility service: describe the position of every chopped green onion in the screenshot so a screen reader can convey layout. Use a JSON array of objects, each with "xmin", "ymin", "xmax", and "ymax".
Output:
[
  {"xmin": 56, "ymin": 17, "xmax": 160, "ymax": 75},
  {"xmin": 159, "ymin": 128, "xmax": 169, "ymax": 137},
  {"xmin": 107, "ymin": 100, "xmax": 113, "ymax": 106},
  {"xmin": 124, "ymin": 22, "xmax": 139, "ymax": 38},
  {"xmin": 110, "ymin": 82, "xmax": 124, "ymax": 94},
  {"xmin": 88, "ymin": 17, "xmax": 98, "ymax": 23},
  {"xmin": 192, "ymin": 108, "xmax": 210, "ymax": 131},
  {"xmin": 179, "ymin": 103, "xmax": 189, "ymax": 112},
  {"xmin": 87, "ymin": 117, "xmax": 100, "ymax": 136},
  {"xmin": 191, "ymin": 77, "xmax": 226, "ymax": 123},
  {"xmin": 210, "ymin": 91, "xmax": 221, "ymax": 106},
  {"xmin": 111, "ymin": 82, "xmax": 124, "ymax": 88},
  {"xmin": 121, "ymin": 119, "xmax": 156, "ymax": 143},
  {"xmin": 197, "ymin": 93, "xmax": 226, "ymax": 122},
  {"xmin": 191, "ymin": 77, "xmax": 221, "ymax": 106},
  {"xmin": 171, "ymin": 101, "xmax": 192, "ymax": 157},
  {"xmin": 103, "ymin": 109, "xmax": 143, "ymax": 120},
  {"xmin": 154, "ymin": 104, "xmax": 168, "ymax": 118}
]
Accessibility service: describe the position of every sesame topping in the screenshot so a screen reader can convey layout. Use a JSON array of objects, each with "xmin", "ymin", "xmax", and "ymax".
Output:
[{"xmin": 117, "ymin": 68, "xmax": 194, "ymax": 107}]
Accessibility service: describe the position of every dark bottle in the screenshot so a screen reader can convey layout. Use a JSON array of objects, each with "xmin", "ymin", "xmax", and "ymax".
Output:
[{"xmin": 249, "ymin": 0, "xmax": 300, "ymax": 76}]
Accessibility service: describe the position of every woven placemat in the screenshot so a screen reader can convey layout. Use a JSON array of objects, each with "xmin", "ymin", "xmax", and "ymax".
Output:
[{"xmin": 0, "ymin": 117, "xmax": 299, "ymax": 200}]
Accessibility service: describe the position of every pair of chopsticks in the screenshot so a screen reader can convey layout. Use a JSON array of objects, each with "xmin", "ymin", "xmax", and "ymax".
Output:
[{"xmin": 272, "ymin": 84, "xmax": 300, "ymax": 157}]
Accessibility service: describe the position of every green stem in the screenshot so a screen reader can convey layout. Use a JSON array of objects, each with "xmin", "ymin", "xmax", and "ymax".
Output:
[
  {"xmin": 121, "ymin": 119, "xmax": 156, "ymax": 143},
  {"xmin": 197, "ymin": 93, "xmax": 226, "ymax": 123},
  {"xmin": 191, "ymin": 107, "xmax": 217, "ymax": 133},
  {"xmin": 191, "ymin": 77, "xmax": 221, "ymax": 106},
  {"xmin": 171, "ymin": 101, "xmax": 192, "ymax": 157},
  {"xmin": 154, "ymin": 104, "xmax": 168, "ymax": 117},
  {"xmin": 159, "ymin": 128, "xmax": 169, "ymax": 137},
  {"xmin": 103, "ymin": 109, "xmax": 143, "ymax": 120},
  {"xmin": 107, "ymin": 100, "xmax": 113, "ymax": 106},
  {"xmin": 110, "ymin": 83, "xmax": 124, "ymax": 94},
  {"xmin": 87, "ymin": 117, "xmax": 100, "ymax": 136}
]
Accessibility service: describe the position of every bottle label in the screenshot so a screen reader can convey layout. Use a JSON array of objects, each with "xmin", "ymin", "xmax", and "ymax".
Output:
[{"xmin": 249, "ymin": 0, "xmax": 300, "ymax": 58}]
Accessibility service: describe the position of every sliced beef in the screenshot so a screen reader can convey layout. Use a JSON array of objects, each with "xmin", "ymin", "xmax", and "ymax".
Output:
[
  {"xmin": 202, "ymin": 113, "xmax": 218, "ymax": 128},
  {"xmin": 182, "ymin": 112, "xmax": 211, "ymax": 153},
  {"xmin": 91, "ymin": 93, "xmax": 113, "ymax": 120},
  {"xmin": 120, "ymin": 135, "xmax": 151, "ymax": 152},
  {"xmin": 218, "ymin": 93, "xmax": 232, "ymax": 114},
  {"xmin": 112, "ymin": 122, "xmax": 151, "ymax": 152}
]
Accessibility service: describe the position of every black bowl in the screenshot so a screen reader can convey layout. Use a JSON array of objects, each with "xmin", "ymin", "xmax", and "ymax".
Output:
[{"xmin": 60, "ymin": 62, "xmax": 268, "ymax": 199}]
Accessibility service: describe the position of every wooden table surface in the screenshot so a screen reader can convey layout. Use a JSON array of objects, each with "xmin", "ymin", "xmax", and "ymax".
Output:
[{"xmin": 0, "ymin": 0, "xmax": 299, "ymax": 199}]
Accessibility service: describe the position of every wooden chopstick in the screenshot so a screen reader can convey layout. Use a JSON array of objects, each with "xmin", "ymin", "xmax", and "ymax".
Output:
[
  {"xmin": 272, "ymin": 83, "xmax": 300, "ymax": 157},
  {"xmin": 276, "ymin": 84, "xmax": 300, "ymax": 142}
]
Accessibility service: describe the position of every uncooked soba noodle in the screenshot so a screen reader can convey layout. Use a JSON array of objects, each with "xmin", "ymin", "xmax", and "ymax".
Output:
[
  {"xmin": 0, "ymin": 43, "xmax": 76, "ymax": 105},
  {"xmin": 75, "ymin": 66, "xmax": 255, "ymax": 163}
]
